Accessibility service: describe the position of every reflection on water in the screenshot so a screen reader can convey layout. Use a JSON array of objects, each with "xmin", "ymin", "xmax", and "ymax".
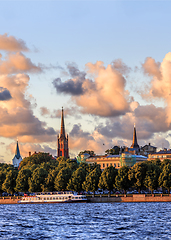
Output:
[{"xmin": 0, "ymin": 202, "xmax": 171, "ymax": 239}]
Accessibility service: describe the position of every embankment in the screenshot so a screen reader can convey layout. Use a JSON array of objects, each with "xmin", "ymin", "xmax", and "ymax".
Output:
[
  {"xmin": 0, "ymin": 197, "xmax": 20, "ymax": 204},
  {"xmin": 87, "ymin": 194, "xmax": 171, "ymax": 203}
]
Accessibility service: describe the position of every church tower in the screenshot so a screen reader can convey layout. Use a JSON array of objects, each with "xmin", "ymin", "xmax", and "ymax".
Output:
[
  {"xmin": 12, "ymin": 141, "xmax": 22, "ymax": 168},
  {"xmin": 57, "ymin": 108, "xmax": 69, "ymax": 158},
  {"xmin": 130, "ymin": 123, "xmax": 140, "ymax": 152}
]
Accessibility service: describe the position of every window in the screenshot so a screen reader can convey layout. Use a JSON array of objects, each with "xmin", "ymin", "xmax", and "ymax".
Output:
[
  {"xmin": 106, "ymin": 163, "xmax": 108, "ymax": 167},
  {"xmin": 114, "ymin": 163, "xmax": 116, "ymax": 167},
  {"xmin": 103, "ymin": 163, "xmax": 105, "ymax": 168},
  {"xmin": 118, "ymin": 163, "xmax": 120, "ymax": 167},
  {"xmin": 110, "ymin": 163, "xmax": 112, "ymax": 166}
]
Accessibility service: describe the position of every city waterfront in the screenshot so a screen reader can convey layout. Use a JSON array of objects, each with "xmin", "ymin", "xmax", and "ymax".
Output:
[{"xmin": 0, "ymin": 202, "xmax": 170, "ymax": 239}]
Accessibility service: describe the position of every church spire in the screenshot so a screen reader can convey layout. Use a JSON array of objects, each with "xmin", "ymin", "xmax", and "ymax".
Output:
[
  {"xmin": 60, "ymin": 107, "xmax": 65, "ymax": 138},
  {"xmin": 15, "ymin": 141, "xmax": 21, "ymax": 159},
  {"xmin": 131, "ymin": 123, "xmax": 139, "ymax": 149},
  {"xmin": 57, "ymin": 108, "xmax": 69, "ymax": 158}
]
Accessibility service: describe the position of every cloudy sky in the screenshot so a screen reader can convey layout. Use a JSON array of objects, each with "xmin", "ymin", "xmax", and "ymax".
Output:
[{"xmin": 1, "ymin": 0, "xmax": 171, "ymax": 163}]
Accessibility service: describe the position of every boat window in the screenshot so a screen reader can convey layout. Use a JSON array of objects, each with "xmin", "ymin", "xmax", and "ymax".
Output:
[
  {"xmin": 50, "ymin": 197, "xmax": 52, "ymax": 200},
  {"xmin": 53, "ymin": 197, "xmax": 55, "ymax": 200}
]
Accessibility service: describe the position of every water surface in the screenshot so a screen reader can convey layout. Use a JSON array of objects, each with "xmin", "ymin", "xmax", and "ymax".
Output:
[{"xmin": 0, "ymin": 202, "xmax": 170, "ymax": 239}]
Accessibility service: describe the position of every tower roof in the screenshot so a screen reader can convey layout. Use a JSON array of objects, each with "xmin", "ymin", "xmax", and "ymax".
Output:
[
  {"xmin": 15, "ymin": 141, "xmax": 21, "ymax": 159},
  {"xmin": 60, "ymin": 107, "xmax": 66, "ymax": 138},
  {"xmin": 130, "ymin": 124, "xmax": 139, "ymax": 149}
]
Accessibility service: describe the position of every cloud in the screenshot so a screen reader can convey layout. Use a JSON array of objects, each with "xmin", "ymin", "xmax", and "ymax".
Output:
[
  {"xmin": 0, "ymin": 33, "xmax": 29, "ymax": 52},
  {"xmin": 0, "ymin": 87, "xmax": 12, "ymax": 101},
  {"xmin": 53, "ymin": 61, "xmax": 131, "ymax": 117},
  {"xmin": 8, "ymin": 142, "xmax": 57, "ymax": 159},
  {"xmin": 0, "ymin": 52, "xmax": 42, "ymax": 74},
  {"xmin": 112, "ymin": 59, "xmax": 131, "ymax": 75},
  {"xmin": 142, "ymin": 57, "xmax": 162, "ymax": 79},
  {"xmin": 0, "ymin": 73, "xmax": 56, "ymax": 143},
  {"xmin": 142, "ymin": 52, "xmax": 171, "ymax": 124}
]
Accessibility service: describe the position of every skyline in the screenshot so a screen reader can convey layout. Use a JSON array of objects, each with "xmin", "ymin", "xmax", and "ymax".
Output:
[{"xmin": 1, "ymin": 1, "xmax": 171, "ymax": 163}]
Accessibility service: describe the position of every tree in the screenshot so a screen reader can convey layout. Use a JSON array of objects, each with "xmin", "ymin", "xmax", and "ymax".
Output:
[
  {"xmin": 128, "ymin": 162, "xmax": 148, "ymax": 192},
  {"xmin": 43, "ymin": 169, "xmax": 59, "ymax": 192},
  {"xmin": 78, "ymin": 150, "xmax": 95, "ymax": 157},
  {"xmin": 67, "ymin": 167, "xmax": 86, "ymax": 193},
  {"xmin": 28, "ymin": 167, "xmax": 48, "ymax": 192},
  {"xmin": 54, "ymin": 167, "xmax": 72, "ymax": 191},
  {"xmin": 144, "ymin": 163, "xmax": 161, "ymax": 193},
  {"xmin": 82, "ymin": 165, "xmax": 101, "ymax": 194},
  {"xmin": 98, "ymin": 166, "xmax": 118, "ymax": 194},
  {"xmin": 2, "ymin": 169, "xmax": 18, "ymax": 195},
  {"xmin": 159, "ymin": 163, "xmax": 171, "ymax": 193},
  {"xmin": 15, "ymin": 168, "xmax": 31, "ymax": 193},
  {"xmin": 115, "ymin": 166, "xmax": 130, "ymax": 193},
  {"xmin": 20, "ymin": 152, "xmax": 56, "ymax": 169},
  {"xmin": 105, "ymin": 146, "xmax": 120, "ymax": 155}
]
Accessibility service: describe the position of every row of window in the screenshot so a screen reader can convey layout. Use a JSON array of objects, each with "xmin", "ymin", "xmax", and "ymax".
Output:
[
  {"xmin": 100, "ymin": 163, "xmax": 120, "ymax": 168},
  {"xmin": 149, "ymin": 155, "xmax": 171, "ymax": 159}
]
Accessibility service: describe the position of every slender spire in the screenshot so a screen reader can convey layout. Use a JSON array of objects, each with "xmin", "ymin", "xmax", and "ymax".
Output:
[
  {"xmin": 60, "ymin": 107, "xmax": 65, "ymax": 138},
  {"xmin": 15, "ymin": 141, "xmax": 21, "ymax": 159},
  {"xmin": 131, "ymin": 123, "xmax": 139, "ymax": 149}
]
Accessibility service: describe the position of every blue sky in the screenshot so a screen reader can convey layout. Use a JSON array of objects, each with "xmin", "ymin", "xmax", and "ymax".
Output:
[{"xmin": 1, "ymin": 0, "xmax": 171, "ymax": 163}]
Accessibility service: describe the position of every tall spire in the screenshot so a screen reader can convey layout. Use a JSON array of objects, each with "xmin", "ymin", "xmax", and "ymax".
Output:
[
  {"xmin": 131, "ymin": 123, "xmax": 139, "ymax": 149},
  {"xmin": 15, "ymin": 141, "xmax": 21, "ymax": 159},
  {"xmin": 60, "ymin": 107, "xmax": 65, "ymax": 137}
]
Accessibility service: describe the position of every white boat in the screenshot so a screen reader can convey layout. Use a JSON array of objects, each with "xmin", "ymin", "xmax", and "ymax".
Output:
[{"xmin": 18, "ymin": 191, "xmax": 87, "ymax": 204}]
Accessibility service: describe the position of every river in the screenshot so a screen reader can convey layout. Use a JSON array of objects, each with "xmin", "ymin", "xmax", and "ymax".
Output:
[{"xmin": 0, "ymin": 202, "xmax": 170, "ymax": 239}]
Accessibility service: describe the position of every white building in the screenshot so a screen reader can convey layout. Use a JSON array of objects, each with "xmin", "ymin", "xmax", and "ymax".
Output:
[{"xmin": 12, "ymin": 141, "xmax": 22, "ymax": 168}]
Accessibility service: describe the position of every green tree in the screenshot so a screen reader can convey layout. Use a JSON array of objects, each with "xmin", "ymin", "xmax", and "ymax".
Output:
[
  {"xmin": 159, "ymin": 163, "xmax": 171, "ymax": 193},
  {"xmin": 78, "ymin": 150, "xmax": 95, "ymax": 157},
  {"xmin": 115, "ymin": 166, "xmax": 130, "ymax": 193},
  {"xmin": 105, "ymin": 146, "xmax": 120, "ymax": 155},
  {"xmin": 67, "ymin": 167, "xmax": 86, "ymax": 193},
  {"xmin": 43, "ymin": 169, "xmax": 59, "ymax": 192},
  {"xmin": 54, "ymin": 167, "xmax": 72, "ymax": 191},
  {"xmin": 15, "ymin": 168, "xmax": 31, "ymax": 193},
  {"xmin": 28, "ymin": 167, "xmax": 48, "ymax": 192},
  {"xmin": 98, "ymin": 166, "xmax": 118, "ymax": 194},
  {"xmin": 128, "ymin": 162, "xmax": 148, "ymax": 192},
  {"xmin": 144, "ymin": 163, "xmax": 161, "ymax": 193},
  {"xmin": 20, "ymin": 152, "xmax": 56, "ymax": 169},
  {"xmin": 2, "ymin": 169, "xmax": 18, "ymax": 195},
  {"xmin": 82, "ymin": 165, "xmax": 101, "ymax": 194}
]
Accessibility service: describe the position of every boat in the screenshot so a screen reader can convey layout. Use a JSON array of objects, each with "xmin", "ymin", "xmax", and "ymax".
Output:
[{"xmin": 18, "ymin": 191, "xmax": 87, "ymax": 204}]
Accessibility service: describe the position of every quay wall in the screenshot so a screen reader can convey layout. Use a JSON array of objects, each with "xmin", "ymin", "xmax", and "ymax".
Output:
[
  {"xmin": 87, "ymin": 194, "xmax": 171, "ymax": 203},
  {"xmin": 0, "ymin": 194, "xmax": 171, "ymax": 204}
]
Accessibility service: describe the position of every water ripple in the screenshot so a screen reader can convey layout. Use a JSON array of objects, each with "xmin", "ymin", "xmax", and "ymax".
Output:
[{"xmin": 0, "ymin": 202, "xmax": 171, "ymax": 239}]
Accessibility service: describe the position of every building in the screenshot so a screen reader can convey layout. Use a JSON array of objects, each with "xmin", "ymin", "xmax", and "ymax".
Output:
[
  {"xmin": 12, "ymin": 141, "xmax": 22, "ymax": 168},
  {"xmin": 85, "ymin": 124, "xmax": 147, "ymax": 170},
  {"xmin": 86, "ymin": 153, "xmax": 147, "ymax": 170},
  {"xmin": 148, "ymin": 149, "xmax": 171, "ymax": 161},
  {"xmin": 140, "ymin": 143, "xmax": 157, "ymax": 157},
  {"xmin": 57, "ymin": 107, "xmax": 69, "ymax": 158},
  {"xmin": 130, "ymin": 123, "xmax": 140, "ymax": 154}
]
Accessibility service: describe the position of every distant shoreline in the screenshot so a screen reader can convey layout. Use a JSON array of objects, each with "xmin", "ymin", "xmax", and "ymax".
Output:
[{"xmin": 0, "ymin": 194, "xmax": 171, "ymax": 204}]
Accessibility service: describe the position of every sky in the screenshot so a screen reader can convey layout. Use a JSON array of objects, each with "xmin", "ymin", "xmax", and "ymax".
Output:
[{"xmin": 1, "ymin": 0, "xmax": 171, "ymax": 163}]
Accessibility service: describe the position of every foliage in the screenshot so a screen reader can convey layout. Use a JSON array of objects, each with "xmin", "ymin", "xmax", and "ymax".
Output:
[
  {"xmin": 115, "ymin": 166, "xmax": 130, "ymax": 193},
  {"xmin": 159, "ymin": 163, "xmax": 171, "ymax": 193},
  {"xmin": 144, "ymin": 163, "xmax": 161, "ymax": 193},
  {"xmin": 128, "ymin": 162, "xmax": 148, "ymax": 192},
  {"xmin": 20, "ymin": 152, "xmax": 56, "ymax": 169},
  {"xmin": 78, "ymin": 150, "xmax": 95, "ymax": 157},
  {"xmin": 15, "ymin": 168, "xmax": 31, "ymax": 193},
  {"xmin": 98, "ymin": 166, "xmax": 118, "ymax": 193},
  {"xmin": 54, "ymin": 167, "xmax": 72, "ymax": 191},
  {"xmin": 105, "ymin": 146, "xmax": 120, "ymax": 155},
  {"xmin": 28, "ymin": 167, "xmax": 48, "ymax": 192},
  {"xmin": 82, "ymin": 165, "xmax": 101, "ymax": 193},
  {"xmin": 67, "ymin": 167, "xmax": 86, "ymax": 193},
  {"xmin": 2, "ymin": 169, "xmax": 18, "ymax": 194}
]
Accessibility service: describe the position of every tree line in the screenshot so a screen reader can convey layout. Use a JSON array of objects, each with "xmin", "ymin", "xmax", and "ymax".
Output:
[{"xmin": 0, "ymin": 153, "xmax": 171, "ymax": 195}]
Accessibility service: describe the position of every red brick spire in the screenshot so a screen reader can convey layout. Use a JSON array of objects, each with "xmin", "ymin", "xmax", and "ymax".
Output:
[{"xmin": 57, "ymin": 108, "xmax": 69, "ymax": 158}]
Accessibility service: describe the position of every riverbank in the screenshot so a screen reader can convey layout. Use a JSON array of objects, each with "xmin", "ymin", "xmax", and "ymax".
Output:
[
  {"xmin": 0, "ymin": 194, "xmax": 171, "ymax": 204},
  {"xmin": 87, "ymin": 194, "xmax": 171, "ymax": 203}
]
